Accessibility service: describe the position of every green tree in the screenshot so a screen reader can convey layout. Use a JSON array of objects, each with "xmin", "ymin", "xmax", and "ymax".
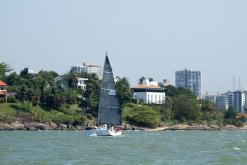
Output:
[
  {"xmin": 201, "ymin": 100, "xmax": 214, "ymax": 112},
  {"xmin": 64, "ymin": 72, "xmax": 78, "ymax": 89},
  {"xmin": 116, "ymin": 77, "xmax": 132, "ymax": 107},
  {"xmin": 122, "ymin": 104, "xmax": 161, "ymax": 128},
  {"xmin": 161, "ymin": 97, "xmax": 174, "ymax": 121},
  {"xmin": 224, "ymin": 107, "xmax": 237, "ymax": 119},
  {"xmin": 20, "ymin": 68, "xmax": 32, "ymax": 79},
  {"xmin": 176, "ymin": 87, "xmax": 196, "ymax": 99},
  {"xmin": 173, "ymin": 95, "xmax": 201, "ymax": 122},
  {"xmin": 5, "ymin": 72, "xmax": 20, "ymax": 85},
  {"xmin": 165, "ymin": 85, "xmax": 177, "ymax": 97},
  {"xmin": 81, "ymin": 74, "xmax": 100, "ymax": 116},
  {"xmin": 17, "ymin": 85, "xmax": 27, "ymax": 110},
  {"xmin": 138, "ymin": 77, "xmax": 145, "ymax": 84},
  {"xmin": 0, "ymin": 62, "xmax": 12, "ymax": 80},
  {"xmin": 38, "ymin": 70, "xmax": 58, "ymax": 84},
  {"xmin": 64, "ymin": 89, "xmax": 77, "ymax": 105}
]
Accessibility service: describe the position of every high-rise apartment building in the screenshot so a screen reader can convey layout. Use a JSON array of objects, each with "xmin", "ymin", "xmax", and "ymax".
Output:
[
  {"xmin": 233, "ymin": 90, "xmax": 246, "ymax": 113},
  {"xmin": 175, "ymin": 68, "xmax": 201, "ymax": 98}
]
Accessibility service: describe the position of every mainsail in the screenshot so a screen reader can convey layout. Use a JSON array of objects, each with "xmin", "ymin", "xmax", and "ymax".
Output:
[{"xmin": 97, "ymin": 55, "xmax": 121, "ymax": 125}]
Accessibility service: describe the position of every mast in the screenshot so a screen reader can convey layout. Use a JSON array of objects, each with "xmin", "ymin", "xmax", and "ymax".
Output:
[{"xmin": 97, "ymin": 54, "xmax": 121, "ymax": 125}]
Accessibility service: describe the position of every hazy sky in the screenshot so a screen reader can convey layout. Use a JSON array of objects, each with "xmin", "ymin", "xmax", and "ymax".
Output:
[{"xmin": 1, "ymin": 0, "xmax": 247, "ymax": 94}]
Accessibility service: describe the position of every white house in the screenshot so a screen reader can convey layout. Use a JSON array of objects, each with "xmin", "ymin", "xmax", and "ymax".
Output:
[
  {"xmin": 132, "ymin": 79, "xmax": 165, "ymax": 104},
  {"xmin": 77, "ymin": 78, "xmax": 88, "ymax": 90}
]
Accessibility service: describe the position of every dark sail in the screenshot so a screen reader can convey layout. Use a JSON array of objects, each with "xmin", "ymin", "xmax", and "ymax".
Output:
[{"xmin": 97, "ymin": 55, "xmax": 121, "ymax": 125}]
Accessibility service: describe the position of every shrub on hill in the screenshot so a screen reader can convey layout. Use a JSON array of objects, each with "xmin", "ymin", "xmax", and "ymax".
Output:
[{"xmin": 122, "ymin": 103, "xmax": 161, "ymax": 128}]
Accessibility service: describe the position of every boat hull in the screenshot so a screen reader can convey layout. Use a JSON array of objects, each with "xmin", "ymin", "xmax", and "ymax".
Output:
[{"xmin": 84, "ymin": 128, "xmax": 122, "ymax": 137}]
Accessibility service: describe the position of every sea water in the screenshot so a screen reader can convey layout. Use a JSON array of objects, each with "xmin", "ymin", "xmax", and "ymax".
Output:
[{"xmin": 0, "ymin": 130, "xmax": 247, "ymax": 165}]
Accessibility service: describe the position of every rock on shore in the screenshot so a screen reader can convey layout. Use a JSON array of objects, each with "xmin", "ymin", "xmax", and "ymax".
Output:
[
  {"xmin": 0, "ymin": 122, "xmax": 246, "ymax": 131},
  {"xmin": 123, "ymin": 124, "xmax": 247, "ymax": 131},
  {"xmin": 0, "ymin": 121, "xmax": 84, "ymax": 131}
]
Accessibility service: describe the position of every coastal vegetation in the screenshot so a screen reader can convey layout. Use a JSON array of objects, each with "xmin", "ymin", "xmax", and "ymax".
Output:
[
  {"xmin": 0, "ymin": 62, "xmax": 246, "ymax": 130},
  {"xmin": 121, "ymin": 85, "xmax": 245, "ymax": 128}
]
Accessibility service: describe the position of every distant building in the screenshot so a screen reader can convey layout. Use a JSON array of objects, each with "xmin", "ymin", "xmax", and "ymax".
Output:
[
  {"xmin": 233, "ymin": 90, "xmax": 246, "ymax": 113},
  {"xmin": 226, "ymin": 91, "xmax": 234, "ymax": 108},
  {"xmin": 27, "ymin": 69, "xmax": 37, "ymax": 74},
  {"xmin": 0, "ymin": 80, "xmax": 7, "ymax": 102},
  {"xmin": 77, "ymin": 78, "xmax": 88, "ymax": 90},
  {"xmin": 158, "ymin": 79, "xmax": 172, "ymax": 87},
  {"xmin": 86, "ymin": 64, "xmax": 102, "ymax": 79},
  {"xmin": 205, "ymin": 95, "xmax": 216, "ymax": 104},
  {"xmin": 223, "ymin": 90, "xmax": 246, "ymax": 113},
  {"xmin": 54, "ymin": 76, "xmax": 88, "ymax": 90},
  {"xmin": 132, "ymin": 79, "xmax": 165, "ymax": 104},
  {"xmin": 216, "ymin": 95, "xmax": 228, "ymax": 110},
  {"xmin": 175, "ymin": 68, "xmax": 201, "ymax": 98},
  {"xmin": 71, "ymin": 65, "xmax": 87, "ymax": 73},
  {"xmin": 204, "ymin": 94, "xmax": 228, "ymax": 110},
  {"xmin": 70, "ymin": 62, "xmax": 102, "ymax": 79}
]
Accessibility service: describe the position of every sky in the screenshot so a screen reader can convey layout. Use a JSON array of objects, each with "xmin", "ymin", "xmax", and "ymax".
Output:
[{"xmin": 0, "ymin": 0, "xmax": 247, "ymax": 94}]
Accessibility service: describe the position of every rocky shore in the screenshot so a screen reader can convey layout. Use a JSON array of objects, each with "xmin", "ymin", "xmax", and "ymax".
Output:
[
  {"xmin": 122, "ymin": 124, "xmax": 247, "ymax": 131},
  {"xmin": 0, "ymin": 121, "xmax": 85, "ymax": 131},
  {"xmin": 1, "ymin": 122, "xmax": 247, "ymax": 131}
]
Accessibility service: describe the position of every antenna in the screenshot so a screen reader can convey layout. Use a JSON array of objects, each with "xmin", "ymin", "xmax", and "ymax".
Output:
[
  {"xmin": 232, "ymin": 75, "xmax": 236, "ymax": 91},
  {"xmin": 238, "ymin": 77, "xmax": 242, "ymax": 91}
]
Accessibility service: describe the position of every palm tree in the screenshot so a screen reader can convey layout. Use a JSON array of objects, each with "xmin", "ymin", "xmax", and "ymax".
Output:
[
  {"xmin": 138, "ymin": 77, "xmax": 145, "ymax": 84},
  {"xmin": 0, "ymin": 62, "xmax": 12, "ymax": 80}
]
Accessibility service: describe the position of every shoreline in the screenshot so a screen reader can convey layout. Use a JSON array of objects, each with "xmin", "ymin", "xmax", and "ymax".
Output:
[
  {"xmin": 1, "ymin": 122, "xmax": 247, "ymax": 131},
  {"xmin": 123, "ymin": 124, "xmax": 247, "ymax": 131}
]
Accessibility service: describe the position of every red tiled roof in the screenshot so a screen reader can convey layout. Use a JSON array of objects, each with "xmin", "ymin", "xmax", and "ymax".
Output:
[
  {"xmin": 0, "ymin": 80, "xmax": 7, "ymax": 86},
  {"xmin": 0, "ymin": 91, "xmax": 6, "ymax": 95},
  {"xmin": 133, "ymin": 84, "xmax": 162, "ymax": 89}
]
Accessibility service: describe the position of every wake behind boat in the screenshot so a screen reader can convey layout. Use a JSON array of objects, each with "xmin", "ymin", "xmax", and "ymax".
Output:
[{"xmin": 84, "ymin": 54, "xmax": 122, "ymax": 137}]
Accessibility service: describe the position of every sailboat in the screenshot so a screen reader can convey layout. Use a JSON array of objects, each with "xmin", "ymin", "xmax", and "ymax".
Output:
[{"xmin": 85, "ymin": 54, "xmax": 122, "ymax": 137}]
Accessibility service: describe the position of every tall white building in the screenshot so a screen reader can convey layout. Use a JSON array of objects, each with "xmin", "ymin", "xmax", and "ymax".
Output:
[
  {"xmin": 224, "ymin": 90, "xmax": 246, "ymax": 113},
  {"xmin": 233, "ymin": 90, "xmax": 246, "ymax": 113},
  {"xmin": 175, "ymin": 68, "xmax": 201, "ymax": 98},
  {"xmin": 226, "ymin": 91, "xmax": 234, "ymax": 108}
]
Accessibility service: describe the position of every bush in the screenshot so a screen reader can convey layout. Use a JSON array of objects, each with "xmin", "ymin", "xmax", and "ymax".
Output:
[
  {"xmin": 7, "ymin": 96, "xmax": 18, "ymax": 103},
  {"xmin": 173, "ymin": 96, "xmax": 201, "ymax": 122},
  {"xmin": 224, "ymin": 118, "xmax": 243, "ymax": 127},
  {"xmin": 122, "ymin": 104, "xmax": 161, "ymax": 128},
  {"xmin": 0, "ymin": 112, "xmax": 16, "ymax": 122}
]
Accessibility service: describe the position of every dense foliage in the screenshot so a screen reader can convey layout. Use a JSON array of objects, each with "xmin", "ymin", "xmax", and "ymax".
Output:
[
  {"xmin": 122, "ymin": 103, "xmax": 161, "ymax": 128},
  {"xmin": 0, "ymin": 63, "xmax": 245, "ymax": 128},
  {"xmin": 122, "ymin": 85, "xmax": 245, "ymax": 128}
]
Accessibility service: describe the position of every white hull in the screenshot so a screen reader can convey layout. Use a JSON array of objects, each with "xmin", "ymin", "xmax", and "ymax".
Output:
[{"xmin": 84, "ymin": 126, "xmax": 122, "ymax": 137}]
